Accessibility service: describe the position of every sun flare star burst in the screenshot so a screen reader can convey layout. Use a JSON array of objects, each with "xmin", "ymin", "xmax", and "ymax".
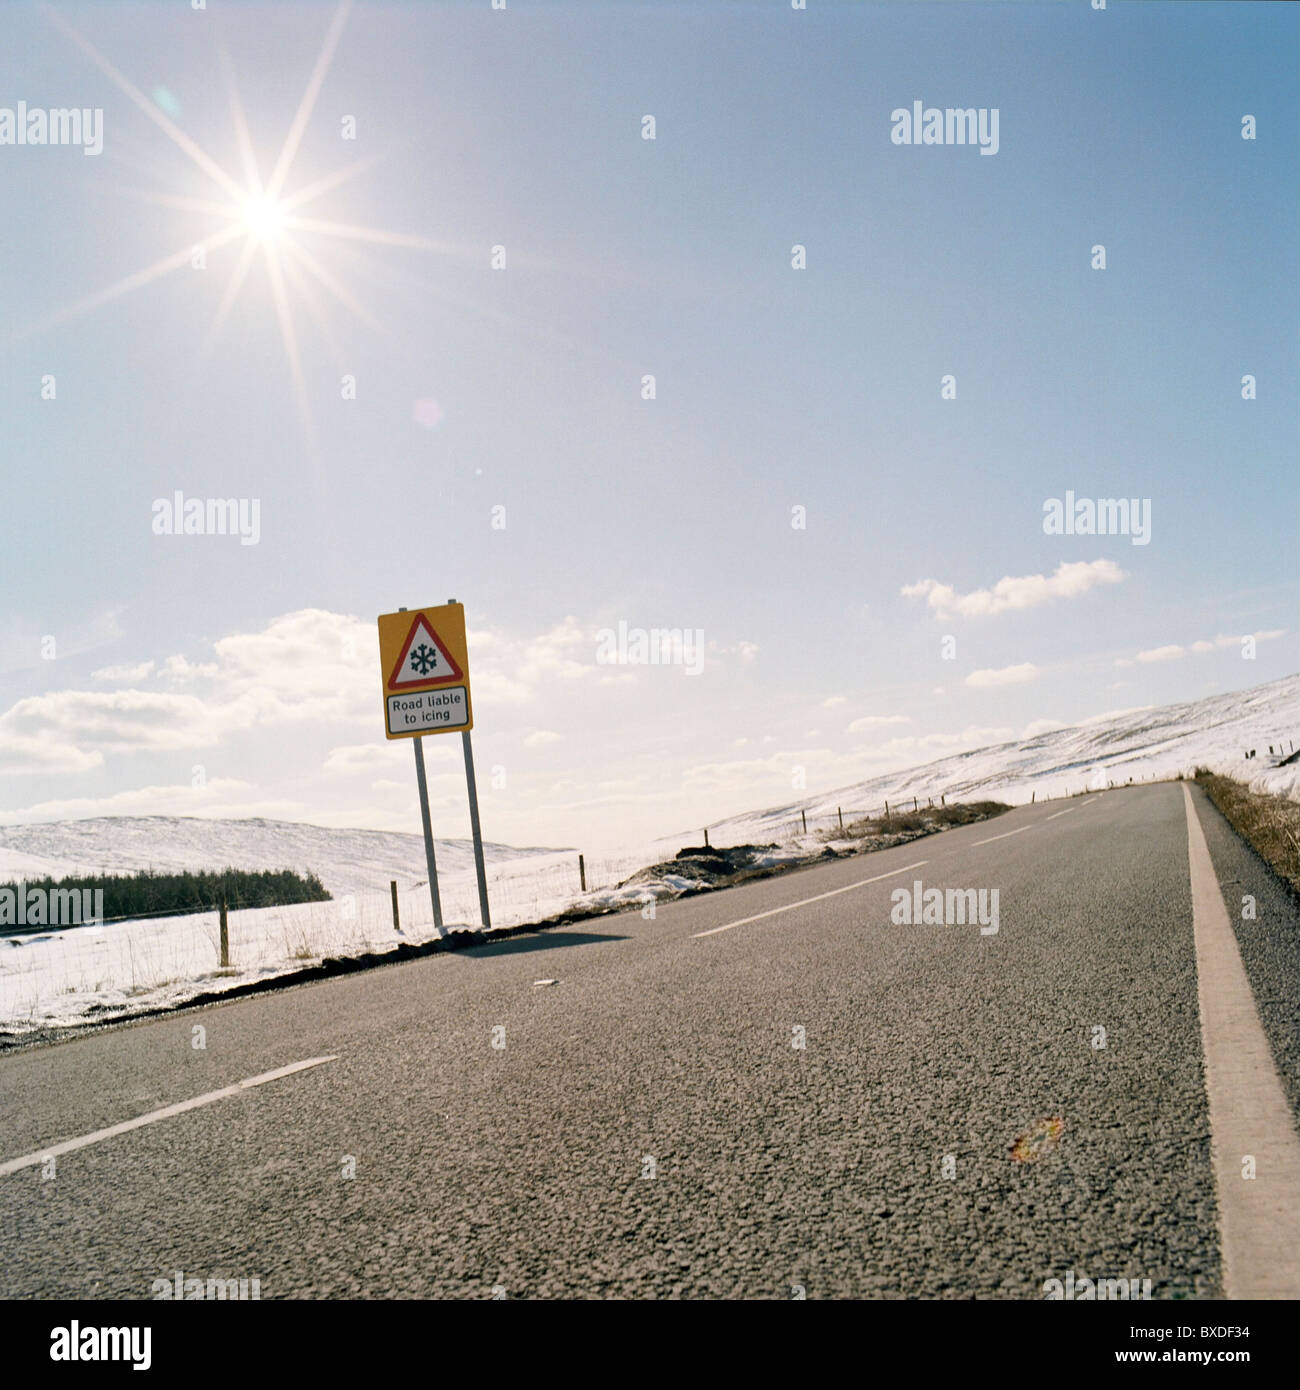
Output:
[{"xmin": 27, "ymin": 0, "xmax": 450, "ymax": 436}]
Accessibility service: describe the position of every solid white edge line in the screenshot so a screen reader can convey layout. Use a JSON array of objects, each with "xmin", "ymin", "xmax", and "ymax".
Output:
[
  {"xmin": 691, "ymin": 861, "xmax": 928, "ymax": 938},
  {"xmin": 0, "ymin": 1055, "xmax": 338, "ymax": 1177},
  {"xmin": 1183, "ymin": 784, "xmax": 1300, "ymax": 1298},
  {"xmin": 971, "ymin": 825, "xmax": 1034, "ymax": 846}
]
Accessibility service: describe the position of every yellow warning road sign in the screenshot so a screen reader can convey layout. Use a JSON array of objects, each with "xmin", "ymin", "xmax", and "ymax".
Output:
[{"xmin": 377, "ymin": 603, "xmax": 473, "ymax": 739}]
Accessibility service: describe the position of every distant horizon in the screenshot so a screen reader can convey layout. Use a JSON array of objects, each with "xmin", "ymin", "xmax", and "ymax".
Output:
[{"xmin": 3, "ymin": 664, "xmax": 1295, "ymax": 848}]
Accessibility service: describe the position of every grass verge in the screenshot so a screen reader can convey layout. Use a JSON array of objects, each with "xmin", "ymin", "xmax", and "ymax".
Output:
[
  {"xmin": 826, "ymin": 799, "xmax": 1011, "ymax": 841},
  {"xmin": 1193, "ymin": 767, "xmax": 1300, "ymax": 894}
]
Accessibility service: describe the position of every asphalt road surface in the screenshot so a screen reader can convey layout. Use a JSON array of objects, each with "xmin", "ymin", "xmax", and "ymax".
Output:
[{"xmin": 3, "ymin": 781, "xmax": 1299, "ymax": 1299}]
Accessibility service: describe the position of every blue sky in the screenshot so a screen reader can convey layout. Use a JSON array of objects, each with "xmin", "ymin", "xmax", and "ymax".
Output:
[{"xmin": 0, "ymin": 0, "xmax": 1296, "ymax": 849}]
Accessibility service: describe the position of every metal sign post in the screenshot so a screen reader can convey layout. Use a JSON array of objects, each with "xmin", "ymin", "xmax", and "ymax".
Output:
[
  {"xmin": 461, "ymin": 727, "xmax": 491, "ymax": 930},
  {"xmin": 397, "ymin": 607, "xmax": 444, "ymax": 931},
  {"xmin": 378, "ymin": 598, "xmax": 489, "ymax": 933},
  {"xmin": 412, "ymin": 732, "xmax": 444, "ymax": 931}
]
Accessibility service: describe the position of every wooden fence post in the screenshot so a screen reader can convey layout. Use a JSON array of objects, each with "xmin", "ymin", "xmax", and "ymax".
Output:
[
  {"xmin": 579, "ymin": 854, "xmax": 587, "ymax": 892},
  {"xmin": 390, "ymin": 880, "xmax": 400, "ymax": 932},
  {"xmin": 219, "ymin": 896, "xmax": 229, "ymax": 968}
]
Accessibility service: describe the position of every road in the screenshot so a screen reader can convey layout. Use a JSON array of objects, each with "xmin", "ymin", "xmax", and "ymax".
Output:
[{"xmin": 3, "ymin": 780, "xmax": 1300, "ymax": 1300}]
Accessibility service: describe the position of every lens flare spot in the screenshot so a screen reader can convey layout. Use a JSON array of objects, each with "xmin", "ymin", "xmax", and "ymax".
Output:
[{"xmin": 412, "ymin": 398, "xmax": 444, "ymax": 430}]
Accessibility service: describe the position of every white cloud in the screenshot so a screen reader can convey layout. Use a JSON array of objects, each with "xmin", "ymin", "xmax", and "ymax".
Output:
[
  {"xmin": 1219, "ymin": 629, "xmax": 1287, "ymax": 645},
  {"xmin": 701, "ymin": 637, "xmax": 759, "ymax": 670},
  {"xmin": 682, "ymin": 747, "xmax": 834, "ymax": 795},
  {"xmin": 524, "ymin": 729, "xmax": 561, "ymax": 747},
  {"xmin": 1, "ymin": 778, "xmax": 261, "ymax": 822},
  {"xmin": 1119, "ymin": 629, "xmax": 1287, "ymax": 666},
  {"xmin": 207, "ymin": 609, "xmax": 372, "ymax": 715},
  {"xmin": 846, "ymin": 714, "xmax": 911, "ymax": 733},
  {"xmin": 0, "ymin": 689, "xmax": 218, "ymax": 758},
  {"xmin": 469, "ymin": 616, "xmax": 596, "ymax": 704},
  {"xmin": 902, "ymin": 560, "xmax": 1125, "ymax": 619},
  {"xmin": 92, "ymin": 660, "xmax": 156, "ymax": 683},
  {"xmin": 323, "ymin": 743, "xmax": 403, "ymax": 777},
  {"xmin": 965, "ymin": 663, "xmax": 1039, "ymax": 688},
  {"xmin": 821, "ymin": 696, "xmax": 847, "ymax": 708},
  {"xmin": 0, "ymin": 609, "xmax": 374, "ymax": 775},
  {"xmin": 162, "ymin": 654, "xmax": 220, "ymax": 681},
  {"xmin": 0, "ymin": 733, "xmax": 104, "ymax": 777}
]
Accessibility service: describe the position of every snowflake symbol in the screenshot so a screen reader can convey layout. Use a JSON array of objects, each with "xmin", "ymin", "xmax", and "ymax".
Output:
[{"xmin": 409, "ymin": 643, "xmax": 439, "ymax": 675}]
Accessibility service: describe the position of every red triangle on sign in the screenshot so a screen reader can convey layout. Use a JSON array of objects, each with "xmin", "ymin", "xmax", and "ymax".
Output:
[{"xmin": 388, "ymin": 614, "xmax": 464, "ymax": 689}]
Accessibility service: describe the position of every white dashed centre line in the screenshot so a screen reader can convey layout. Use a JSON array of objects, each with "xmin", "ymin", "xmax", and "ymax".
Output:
[
  {"xmin": 971, "ymin": 825, "xmax": 1034, "ymax": 846},
  {"xmin": 1045, "ymin": 808, "xmax": 1075, "ymax": 821},
  {"xmin": 692, "ymin": 861, "xmax": 928, "ymax": 938},
  {"xmin": 0, "ymin": 1055, "xmax": 339, "ymax": 1177}
]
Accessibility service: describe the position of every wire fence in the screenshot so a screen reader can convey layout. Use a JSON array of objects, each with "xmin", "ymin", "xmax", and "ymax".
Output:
[{"xmin": 694, "ymin": 774, "xmax": 1178, "ymax": 850}]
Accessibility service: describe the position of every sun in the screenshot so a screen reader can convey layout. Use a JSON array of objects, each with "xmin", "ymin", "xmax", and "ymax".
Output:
[
  {"xmin": 26, "ymin": 2, "xmax": 548, "ymax": 443},
  {"xmin": 25, "ymin": 0, "xmax": 453, "ymax": 436},
  {"xmin": 241, "ymin": 195, "xmax": 287, "ymax": 243}
]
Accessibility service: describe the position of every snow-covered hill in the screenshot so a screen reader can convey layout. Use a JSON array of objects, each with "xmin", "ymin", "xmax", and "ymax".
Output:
[
  {"xmin": 702, "ymin": 672, "xmax": 1300, "ymax": 846},
  {"xmin": 3, "ymin": 676, "xmax": 1295, "ymax": 894},
  {"xmin": 0, "ymin": 816, "xmax": 566, "ymax": 897}
]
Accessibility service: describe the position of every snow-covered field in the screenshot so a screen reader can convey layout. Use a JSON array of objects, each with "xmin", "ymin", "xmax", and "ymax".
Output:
[
  {"xmin": 0, "ymin": 847, "xmax": 688, "ymax": 1036},
  {"xmin": 3, "ymin": 672, "xmax": 1297, "ymax": 1037}
]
